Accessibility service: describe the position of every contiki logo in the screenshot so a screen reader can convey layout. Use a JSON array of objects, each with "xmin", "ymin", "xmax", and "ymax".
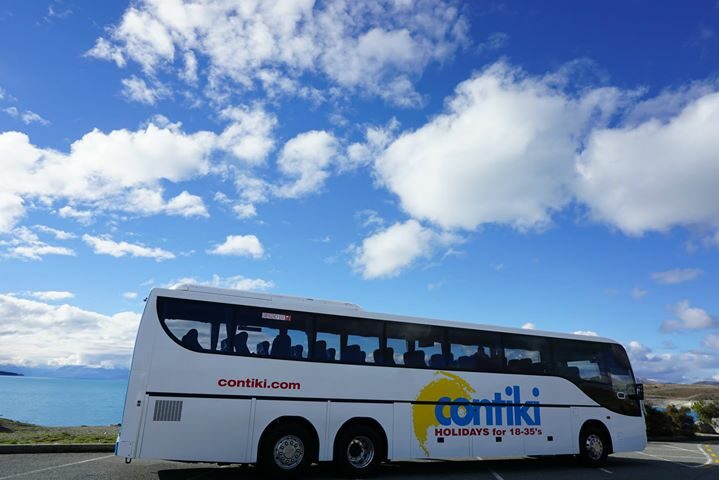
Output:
[
  {"xmin": 435, "ymin": 385, "xmax": 542, "ymax": 427},
  {"xmin": 411, "ymin": 372, "xmax": 542, "ymax": 456}
]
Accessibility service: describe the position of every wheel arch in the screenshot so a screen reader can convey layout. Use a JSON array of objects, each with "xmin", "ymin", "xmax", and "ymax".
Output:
[
  {"xmin": 258, "ymin": 415, "xmax": 321, "ymax": 464},
  {"xmin": 580, "ymin": 419, "xmax": 614, "ymax": 454},
  {"xmin": 333, "ymin": 417, "xmax": 389, "ymax": 461}
]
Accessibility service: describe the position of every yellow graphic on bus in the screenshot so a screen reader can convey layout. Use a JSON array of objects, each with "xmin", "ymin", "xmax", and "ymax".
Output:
[{"xmin": 412, "ymin": 371, "xmax": 475, "ymax": 456}]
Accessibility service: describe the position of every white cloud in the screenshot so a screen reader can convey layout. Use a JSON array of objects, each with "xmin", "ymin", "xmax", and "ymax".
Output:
[
  {"xmin": 21, "ymin": 110, "xmax": 49, "ymax": 126},
  {"xmin": 57, "ymin": 206, "xmax": 93, "ymax": 224},
  {"xmin": 82, "ymin": 234, "xmax": 175, "ymax": 261},
  {"xmin": 122, "ymin": 292, "xmax": 138, "ymax": 300},
  {"xmin": 33, "ymin": 225, "xmax": 76, "ymax": 240},
  {"xmin": 167, "ymin": 274, "xmax": 274, "ymax": 292},
  {"xmin": 86, "ymin": 37, "xmax": 126, "ymax": 67},
  {"xmin": 661, "ymin": 300, "xmax": 717, "ymax": 332},
  {"xmin": 0, "ymin": 293, "xmax": 139, "ymax": 368},
  {"xmin": 356, "ymin": 209, "xmax": 385, "ymax": 230},
  {"xmin": 626, "ymin": 340, "xmax": 719, "ymax": 383},
  {"xmin": 87, "ymin": 0, "xmax": 467, "ymax": 106},
  {"xmin": 7, "ymin": 244, "xmax": 75, "ymax": 261},
  {"xmin": 218, "ymin": 105, "xmax": 277, "ymax": 165},
  {"xmin": 344, "ymin": 119, "xmax": 399, "ymax": 171},
  {"xmin": 375, "ymin": 62, "xmax": 625, "ymax": 231},
  {"xmin": 521, "ymin": 322, "xmax": 536, "ymax": 330},
  {"xmin": 576, "ymin": 90, "xmax": 719, "ymax": 235},
  {"xmin": 573, "ymin": 330, "xmax": 599, "ymax": 336},
  {"xmin": 28, "ymin": 291, "xmax": 75, "ymax": 301},
  {"xmin": 476, "ymin": 32, "xmax": 509, "ymax": 55},
  {"xmin": 1, "ymin": 226, "xmax": 76, "ymax": 261},
  {"xmin": 651, "ymin": 268, "xmax": 702, "ymax": 284},
  {"xmin": 0, "ymin": 193, "xmax": 25, "ymax": 232},
  {"xmin": 233, "ymin": 203, "xmax": 257, "ymax": 219},
  {"xmin": 704, "ymin": 334, "xmax": 719, "ymax": 349},
  {"xmin": 631, "ymin": 287, "xmax": 648, "ymax": 299},
  {"xmin": 207, "ymin": 234, "xmax": 264, "ymax": 258},
  {"xmin": 350, "ymin": 219, "xmax": 458, "ymax": 279},
  {"xmin": 180, "ymin": 50, "xmax": 198, "ymax": 84},
  {"xmin": 275, "ymin": 130, "xmax": 339, "ymax": 198},
  {"xmin": 3, "ymin": 106, "xmax": 18, "ymax": 117},
  {"xmin": 214, "ymin": 191, "xmax": 257, "ymax": 219},
  {"xmin": 0, "ymin": 113, "xmax": 276, "ymax": 231},
  {"xmin": 121, "ymin": 75, "xmax": 170, "ymax": 105},
  {"xmin": 120, "ymin": 188, "xmax": 209, "ymax": 218}
]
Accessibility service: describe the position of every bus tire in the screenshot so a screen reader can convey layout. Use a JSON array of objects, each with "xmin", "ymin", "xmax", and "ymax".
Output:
[
  {"xmin": 335, "ymin": 424, "xmax": 382, "ymax": 478},
  {"xmin": 258, "ymin": 421, "xmax": 313, "ymax": 477},
  {"xmin": 578, "ymin": 425, "xmax": 609, "ymax": 467}
]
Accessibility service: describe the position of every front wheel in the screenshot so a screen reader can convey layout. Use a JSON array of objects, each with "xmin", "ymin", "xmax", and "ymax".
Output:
[
  {"xmin": 335, "ymin": 424, "xmax": 382, "ymax": 477},
  {"xmin": 579, "ymin": 427, "xmax": 609, "ymax": 467},
  {"xmin": 259, "ymin": 422, "xmax": 313, "ymax": 477}
]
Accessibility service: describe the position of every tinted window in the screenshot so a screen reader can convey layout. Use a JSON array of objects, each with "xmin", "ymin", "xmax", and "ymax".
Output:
[
  {"xmin": 606, "ymin": 344, "xmax": 640, "ymax": 415},
  {"xmin": 448, "ymin": 329, "xmax": 503, "ymax": 372},
  {"xmin": 503, "ymin": 334, "xmax": 551, "ymax": 374},
  {"xmin": 315, "ymin": 315, "xmax": 381, "ymax": 365},
  {"xmin": 159, "ymin": 297, "xmax": 233, "ymax": 352},
  {"xmin": 385, "ymin": 336, "xmax": 407, "ymax": 367},
  {"xmin": 552, "ymin": 339, "xmax": 641, "ymax": 417},
  {"xmin": 158, "ymin": 297, "xmax": 310, "ymax": 360},
  {"xmin": 553, "ymin": 339, "xmax": 609, "ymax": 384},
  {"xmin": 160, "ymin": 297, "xmax": 612, "ymax": 385},
  {"xmin": 387, "ymin": 323, "xmax": 446, "ymax": 368}
]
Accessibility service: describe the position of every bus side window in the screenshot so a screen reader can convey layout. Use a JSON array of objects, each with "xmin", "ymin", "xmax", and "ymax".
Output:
[
  {"xmin": 386, "ymin": 337, "xmax": 407, "ymax": 366},
  {"xmin": 552, "ymin": 339, "xmax": 609, "ymax": 384},
  {"xmin": 315, "ymin": 314, "xmax": 381, "ymax": 365},
  {"xmin": 232, "ymin": 306, "xmax": 311, "ymax": 360},
  {"xmin": 448, "ymin": 329, "xmax": 502, "ymax": 372},
  {"xmin": 503, "ymin": 334, "xmax": 551, "ymax": 375},
  {"xmin": 315, "ymin": 332, "xmax": 340, "ymax": 361},
  {"xmin": 386, "ymin": 323, "xmax": 445, "ymax": 369}
]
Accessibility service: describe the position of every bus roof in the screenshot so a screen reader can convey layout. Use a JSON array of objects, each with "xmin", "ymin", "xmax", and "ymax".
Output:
[{"xmin": 160, "ymin": 284, "xmax": 619, "ymax": 345}]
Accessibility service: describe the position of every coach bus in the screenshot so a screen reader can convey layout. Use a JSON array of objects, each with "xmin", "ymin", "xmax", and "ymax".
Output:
[{"xmin": 116, "ymin": 285, "xmax": 646, "ymax": 476}]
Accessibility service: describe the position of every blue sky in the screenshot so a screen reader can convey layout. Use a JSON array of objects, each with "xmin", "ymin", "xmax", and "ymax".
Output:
[{"xmin": 1, "ymin": 0, "xmax": 718, "ymax": 382}]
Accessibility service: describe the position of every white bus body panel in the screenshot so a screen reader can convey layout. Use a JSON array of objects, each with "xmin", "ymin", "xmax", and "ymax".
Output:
[{"xmin": 117, "ymin": 287, "xmax": 646, "ymax": 464}]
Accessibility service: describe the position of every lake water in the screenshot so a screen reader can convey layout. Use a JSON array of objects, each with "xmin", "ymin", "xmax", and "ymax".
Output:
[{"xmin": 0, "ymin": 376, "xmax": 127, "ymax": 426}]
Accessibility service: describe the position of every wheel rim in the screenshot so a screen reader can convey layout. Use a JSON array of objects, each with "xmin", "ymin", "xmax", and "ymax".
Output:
[
  {"xmin": 273, "ymin": 434, "xmax": 305, "ymax": 470},
  {"xmin": 346, "ymin": 435, "xmax": 375, "ymax": 469},
  {"xmin": 585, "ymin": 433, "xmax": 604, "ymax": 461}
]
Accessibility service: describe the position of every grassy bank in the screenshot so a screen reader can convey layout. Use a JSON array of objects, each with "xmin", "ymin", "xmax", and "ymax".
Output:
[
  {"xmin": 645, "ymin": 383, "xmax": 719, "ymax": 401},
  {"xmin": 0, "ymin": 418, "xmax": 118, "ymax": 445}
]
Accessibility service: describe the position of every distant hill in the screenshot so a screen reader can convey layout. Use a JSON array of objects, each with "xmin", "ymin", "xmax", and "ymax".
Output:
[
  {"xmin": 0, "ymin": 371, "xmax": 23, "ymax": 376},
  {"xmin": 645, "ymin": 383, "xmax": 719, "ymax": 403},
  {"xmin": 0, "ymin": 364, "xmax": 129, "ymax": 380},
  {"xmin": 693, "ymin": 381, "xmax": 719, "ymax": 386}
]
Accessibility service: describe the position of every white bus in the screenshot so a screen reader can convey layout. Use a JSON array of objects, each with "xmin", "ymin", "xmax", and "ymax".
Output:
[{"xmin": 116, "ymin": 285, "xmax": 646, "ymax": 476}]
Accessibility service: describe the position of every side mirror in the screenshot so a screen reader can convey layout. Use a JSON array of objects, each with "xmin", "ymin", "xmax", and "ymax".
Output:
[{"xmin": 632, "ymin": 383, "xmax": 644, "ymax": 400}]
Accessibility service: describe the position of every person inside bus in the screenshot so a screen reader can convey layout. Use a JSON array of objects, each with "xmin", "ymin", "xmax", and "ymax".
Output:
[
  {"xmin": 471, "ymin": 346, "xmax": 491, "ymax": 370},
  {"xmin": 233, "ymin": 331, "xmax": 250, "ymax": 356},
  {"xmin": 181, "ymin": 328, "xmax": 203, "ymax": 351},
  {"xmin": 313, "ymin": 340, "xmax": 327, "ymax": 361},
  {"xmin": 326, "ymin": 347, "xmax": 336, "ymax": 361},
  {"xmin": 256, "ymin": 340, "xmax": 270, "ymax": 356},
  {"xmin": 291, "ymin": 344, "xmax": 304, "ymax": 359},
  {"xmin": 271, "ymin": 328, "xmax": 292, "ymax": 358},
  {"xmin": 404, "ymin": 349, "xmax": 426, "ymax": 368},
  {"xmin": 384, "ymin": 347, "xmax": 396, "ymax": 366}
]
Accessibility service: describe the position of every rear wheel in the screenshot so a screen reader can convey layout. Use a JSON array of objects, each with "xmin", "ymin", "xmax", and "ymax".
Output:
[
  {"xmin": 335, "ymin": 424, "xmax": 382, "ymax": 477},
  {"xmin": 259, "ymin": 422, "xmax": 313, "ymax": 477},
  {"xmin": 579, "ymin": 427, "xmax": 609, "ymax": 467}
]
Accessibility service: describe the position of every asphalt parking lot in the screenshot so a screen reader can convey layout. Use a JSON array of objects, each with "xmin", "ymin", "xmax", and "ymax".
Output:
[{"xmin": 0, "ymin": 441, "xmax": 717, "ymax": 480}]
